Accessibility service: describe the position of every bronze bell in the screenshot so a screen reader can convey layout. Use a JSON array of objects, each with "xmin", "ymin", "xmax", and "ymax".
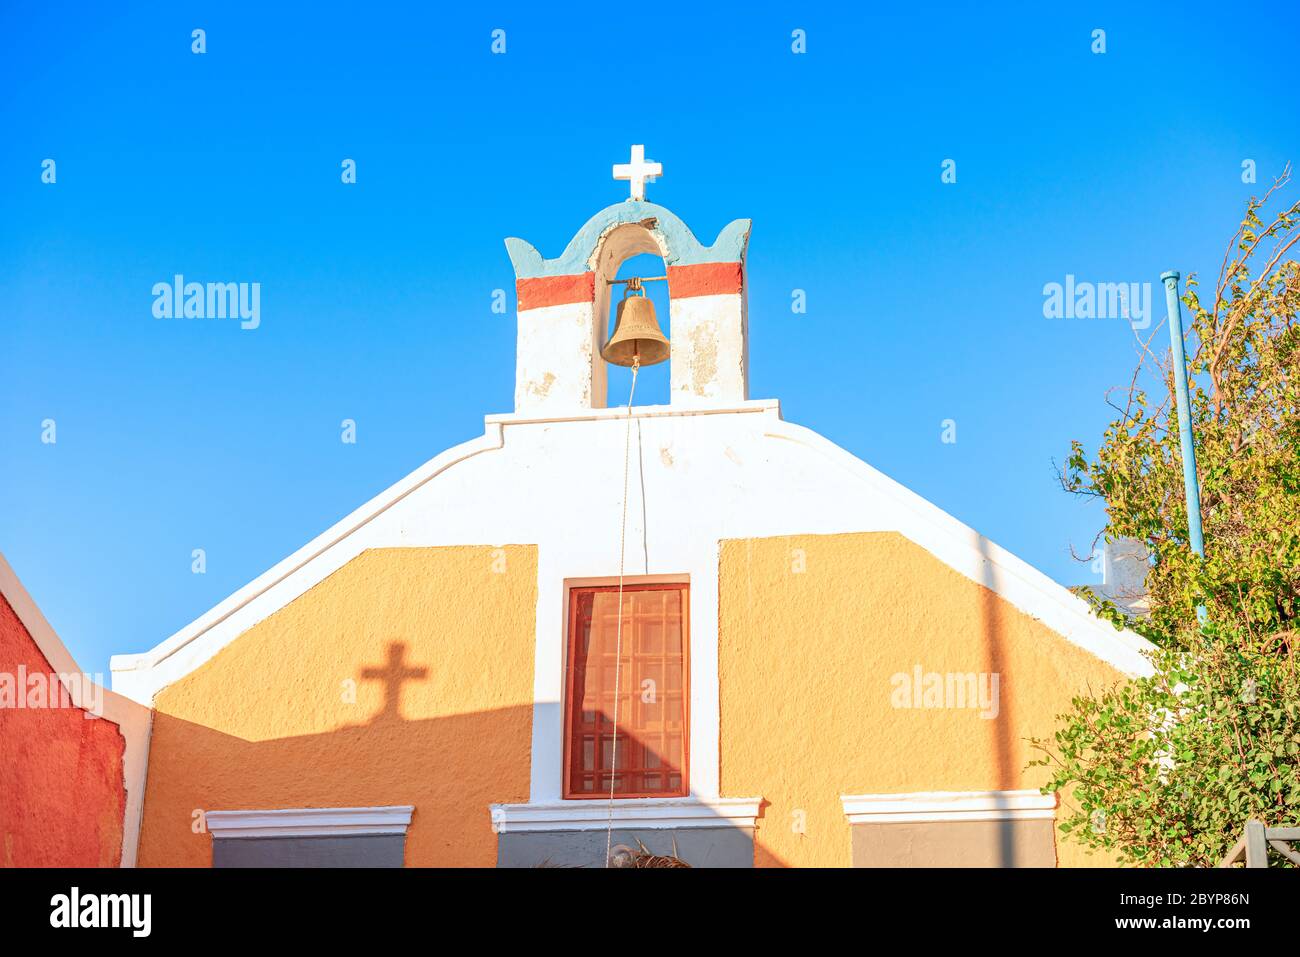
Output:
[{"xmin": 602, "ymin": 283, "xmax": 670, "ymax": 367}]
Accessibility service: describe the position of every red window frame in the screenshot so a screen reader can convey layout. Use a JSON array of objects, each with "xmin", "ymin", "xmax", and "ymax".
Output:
[{"xmin": 562, "ymin": 582, "xmax": 690, "ymax": 799}]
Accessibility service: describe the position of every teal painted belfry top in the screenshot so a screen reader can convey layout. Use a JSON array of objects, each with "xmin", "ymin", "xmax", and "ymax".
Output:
[{"xmin": 505, "ymin": 200, "xmax": 752, "ymax": 279}]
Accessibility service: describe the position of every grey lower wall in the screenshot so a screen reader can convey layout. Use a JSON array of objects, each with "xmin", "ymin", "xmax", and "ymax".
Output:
[
  {"xmin": 498, "ymin": 827, "xmax": 753, "ymax": 868},
  {"xmin": 213, "ymin": 834, "xmax": 406, "ymax": 868},
  {"xmin": 851, "ymin": 819, "xmax": 1056, "ymax": 868}
]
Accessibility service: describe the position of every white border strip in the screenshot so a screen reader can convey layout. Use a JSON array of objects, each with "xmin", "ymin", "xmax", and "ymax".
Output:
[
  {"xmin": 767, "ymin": 418, "xmax": 1156, "ymax": 678},
  {"xmin": 841, "ymin": 790, "xmax": 1058, "ymax": 825},
  {"xmin": 485, "ymin": 398, "xmax": 779, "ymax": 427},
  {"xmin": 205, "ymin": 805, "xmax": 415, "ymax": 840},
  {"xmin": 490, "ymin": 797, "xmax": 762, "ymax": 832},
  {"xmin": 110, "ymin": 426, "xmax": 505, "ymax": 702}
]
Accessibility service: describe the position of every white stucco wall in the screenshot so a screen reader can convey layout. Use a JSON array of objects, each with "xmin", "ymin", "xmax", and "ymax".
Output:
[
  {"xmin": 515, "ymin": 300, "xmax": 602, "ymax": 412},
  {"xmin": 670, "ymin": 292, "xmax": 748, "ymax": 405}
]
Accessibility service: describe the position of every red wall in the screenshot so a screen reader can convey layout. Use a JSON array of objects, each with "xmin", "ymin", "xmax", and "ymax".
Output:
[{"xmin": 0, "ymin": 595, "xmax": 125, "ymax": 867}]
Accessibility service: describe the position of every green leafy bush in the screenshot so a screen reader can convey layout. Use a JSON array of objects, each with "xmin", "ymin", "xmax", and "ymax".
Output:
[{"xmin": 1033, "ymin": 168, "xmax": 1300, "ymax": 866}]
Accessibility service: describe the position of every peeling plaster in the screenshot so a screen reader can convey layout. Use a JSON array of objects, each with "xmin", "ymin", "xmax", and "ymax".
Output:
[
  {"xmin": 688, "ymin": 322, "xmax": 719, "ymax": 396},
  {"xmin": 526, "ymin": 372, "xmax": 557, "ymax": 400}
]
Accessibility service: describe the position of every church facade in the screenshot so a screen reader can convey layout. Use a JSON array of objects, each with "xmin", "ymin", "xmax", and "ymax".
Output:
[{"xmin": 106, "ymin": 150, "xmax": 1152, "ymax": 868}]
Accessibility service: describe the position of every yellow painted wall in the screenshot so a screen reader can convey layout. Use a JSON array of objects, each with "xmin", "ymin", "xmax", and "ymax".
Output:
[
  {"xmin": 719, "ymin": 532, "xmax": 1127, "ymax": 868},
  {"xmin": 137, "ymin": 546, "xmax": 537, "ymax": 867}
]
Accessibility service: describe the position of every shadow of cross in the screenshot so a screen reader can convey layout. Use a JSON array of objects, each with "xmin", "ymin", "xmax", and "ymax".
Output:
[{"xmin": 360, "ymin": 642, "xmax": 429, "ymax": 721}]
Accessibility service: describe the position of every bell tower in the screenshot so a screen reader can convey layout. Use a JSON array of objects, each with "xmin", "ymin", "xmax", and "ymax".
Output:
[{"xmin": 505, "ymin": 146, "xmax": 752, "ymax": 413}]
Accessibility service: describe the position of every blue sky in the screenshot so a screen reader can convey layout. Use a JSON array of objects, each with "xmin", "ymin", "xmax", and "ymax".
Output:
[{"xmin": 2, "ymin": 2, "xmax": 1297, "ymax": 677}]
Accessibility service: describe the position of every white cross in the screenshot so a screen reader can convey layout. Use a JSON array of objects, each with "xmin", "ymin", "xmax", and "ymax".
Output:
[{"xmin": 612, "ymin": 145, "xmax": 662, "ymax": 201}]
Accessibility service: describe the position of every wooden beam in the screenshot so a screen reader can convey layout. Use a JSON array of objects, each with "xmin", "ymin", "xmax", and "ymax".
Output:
[
  {"xmin": 1267, "ymin": 839, "xmax": 1300, "ymax": 867},
  {"xmin": 1218, "ymin": 834, "xmax": 1247, "ymax": 867},
  {"xmin": 1245, "ymin": 819, "xmax": 1268, "ymax": 868}
]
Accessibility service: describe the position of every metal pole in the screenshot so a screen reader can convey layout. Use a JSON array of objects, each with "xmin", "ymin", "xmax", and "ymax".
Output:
[{"xmin": 1161, "ymin": 270, "xmax": 1207, "ymax": 624}]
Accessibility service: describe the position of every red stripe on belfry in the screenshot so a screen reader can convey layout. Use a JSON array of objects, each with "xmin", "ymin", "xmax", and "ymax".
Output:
[
  {"xmin": 667, "ymin": 262, "xmax": 744, "ymax": 299},
  {"xmin": 516, "ymin": 273, "xmax": 596, "ymax": 311}
]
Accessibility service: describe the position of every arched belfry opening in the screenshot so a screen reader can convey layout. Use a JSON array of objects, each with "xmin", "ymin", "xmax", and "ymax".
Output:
[
  {"xmin": 594, "ymin": 223, "xmax": 672, "ymax": 407},
  {"xmin": 504, "ymin": 147, "xmax": 753, "ymax": 415}
]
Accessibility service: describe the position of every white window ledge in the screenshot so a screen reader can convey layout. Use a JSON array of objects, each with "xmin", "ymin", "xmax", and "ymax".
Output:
[
  {"xmin": 841, "ymin": 790, "xmax": 1056, "ymax": 825},
  {"xmin": 489, "ymin": 797, "xmax": 763, "ymax": 833},
  {"xmin": 205, "ymin": 805, "xmax": 414, "ymax": 839}
]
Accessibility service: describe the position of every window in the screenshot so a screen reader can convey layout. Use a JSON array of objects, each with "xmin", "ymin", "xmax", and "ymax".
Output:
[
  {"xmin": 564, "ymin": 583, "xmax": 688, "ymax": 798},
  {"xmin": 205, "ymin": 806, "xmax": 414, "ymax": 868},
  {"xmin": 841, "ymin": 792, "xmax": 1058, "ymax": 867}
]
